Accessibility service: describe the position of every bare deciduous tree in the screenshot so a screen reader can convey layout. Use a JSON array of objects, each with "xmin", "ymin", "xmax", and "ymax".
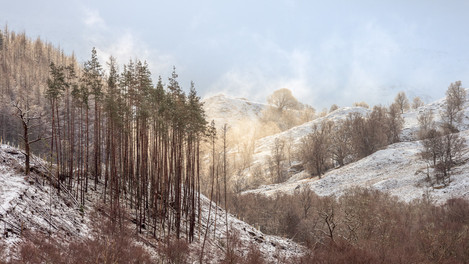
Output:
[
  {"xmin": 299, "ymin": 121, "xmax": 332, "ymax": 178},
  {"xmin": 421, "ymin": 127, "xmax": 466, "ymax": 186},
  {"xmin": 330, "ymin": 119, "xmax": 352, "ymax": 167},
  {"xmin": 394, "ymin": 91, "xmax": 410, "ymax": 114},
  {"xmin": 436, "ymin": 131, "xmax": 466, "ymax": 184},
  {"xmin": 296, "ymin": 185, "xmax": 314, "ymax": 219},
  {"xmin": 446, "ymin": 81, "xmax": 466, "ymax": 112},
  {"xmin": 412, "ymin": 96, "xmax": 424, "ymax": 109},
  {"xmin": 387, "ymin": 103, "xmax": 404, "ymax": 143},
  {"xmin": 421, "ymin": 128, "xmax": 443, "ymax": 167},
  {"xmin": 353, "ymin": 101, "xmax": 369, "ymax": 108},
  {"xmin": 442, "ymin": 81, "xmax": 467, "ymax": 131},
  {"xmin": 351, "ymin": 107, "xmax": 388, "ymax": 158},
  {"xmin": 267, "ymin": 88, "xmax": 299, "ymax": 112},
  {"xmin": 269, "ymin": 138, "xmax": 287, "ymax": 183},
  {"xmin": 11, "ymin": 100, "xmax": 47, "ymax": 175},
  {"xmin": 329, "ymin": 104, "xmax": 339, "ymax": 113},
  {"xmin": 299, "ymin": 104, "xmax": 316, "ymax": 123},
  {"xmin": 318, "ymin": 198, "xmax": 337, "ymax": 243},
  {"xmin": 417, "ymin": 109, "xmax": 435, "ymax": 140}
]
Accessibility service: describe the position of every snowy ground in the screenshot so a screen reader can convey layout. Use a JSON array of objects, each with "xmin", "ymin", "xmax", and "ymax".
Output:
[{"xmin": 0, "ymin": 144, "xmax": 89, "ymax": 252}]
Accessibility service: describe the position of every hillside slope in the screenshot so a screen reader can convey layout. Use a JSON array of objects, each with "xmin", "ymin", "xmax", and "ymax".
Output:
[
  {"xmin": 244, "ymin": 132, "xmax": 469, "ymax": 203},
  {"xmin": 0, "ymin": 143, "xmax": 303, "ymax": 261},
  {"xmin": 243, "ymin": 93, "xmax": 469, "ymax": 203},
  {"xmin": 251, "ymin": 106, "xmax": 370, "ymax": 168},
  {"xmin": 0, "ymin": 144, "xmax": 88, "ymax": 248},
  {"xmin": 401, "ymin": 95, "xmax": 469, "ymax": 141},
  {"xmin": 203, "ymin": 94, "xmax": 267, "ymax": 127}
]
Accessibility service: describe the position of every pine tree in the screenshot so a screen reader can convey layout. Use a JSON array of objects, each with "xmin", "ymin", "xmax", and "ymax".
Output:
[
  {"xmin": 104, "ymin": 56, "xmax": 120, "ymax": 220},
  {"xmin": 82, "ymin": 47, "xmax": 103, "ymax": 188},
  {"xmin": 47, "ymin": 62, "xmax": 67, "ymax": 192}
]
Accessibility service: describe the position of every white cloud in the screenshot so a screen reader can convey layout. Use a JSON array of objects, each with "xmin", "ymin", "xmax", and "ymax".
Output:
[
  {"xmin": 95, "ymin": 31, "xmax": 175, "ymax": 79},
  {"xmin": 83, "ymin": 8, "xmax": 106, "ymax": 29},
  {"xmin": 79, "ymin": 7, "xmax": 175, "ymax": 80}
]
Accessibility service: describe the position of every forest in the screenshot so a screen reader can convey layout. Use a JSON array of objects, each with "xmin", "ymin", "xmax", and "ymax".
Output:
[{"xmin": 0, "ymin": 26, "xmax": 209, "ymax": 254}]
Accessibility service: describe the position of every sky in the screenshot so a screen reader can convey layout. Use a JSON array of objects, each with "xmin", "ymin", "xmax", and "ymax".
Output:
[{"xmin": 2, "ymin": 0, "xmax": 469, "ymax": 109}]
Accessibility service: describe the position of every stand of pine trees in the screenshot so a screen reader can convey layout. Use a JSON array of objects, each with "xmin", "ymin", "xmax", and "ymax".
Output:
[
  {"xmin": 46, "ymin": 53, "xmax": 207, "ymax": 242},
  {"xmin": 1, "ymin": 27, "xmax": 208, "ymax": 243}
]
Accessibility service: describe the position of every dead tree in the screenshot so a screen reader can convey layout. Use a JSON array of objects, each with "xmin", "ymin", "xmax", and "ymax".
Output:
[{"xmin": 11, "ymin": 101, "xmax": 47, "ymax": 175}]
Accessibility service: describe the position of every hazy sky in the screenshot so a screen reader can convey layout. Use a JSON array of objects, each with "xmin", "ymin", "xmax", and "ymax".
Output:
[{"xmin": 2, "ymin": 0, "xmax": 469, "ymax": 109}]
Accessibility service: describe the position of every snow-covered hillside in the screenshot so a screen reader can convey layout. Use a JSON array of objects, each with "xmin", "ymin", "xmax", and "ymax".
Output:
[
  {"xmin": 244, "ymin": 132, "xmax": 469, "ymax": 203},
  {"xmin": 203, "ymin": 94, "xmax": 267, "ymax": 127},
  {"xmin": 226, "ymin": 106, "xmax": 371, "ymax": 188},
  {"xmin": 251, "ymin": 106, "xmax": 370, "ymax": 168},
  {"xmin": 242, "ymin": 93, "xmax": 469, "ymax": 204},
  {"xmin": 0, "ymin": 143, "xmax": 303, "ymax": 261},
  {"xmin": 401, "ymin": 96, "xmax": 469, "ymax": 141},
  {"xmin": 0, "ymin": 144, "xmax": 88, "ymax": 248}
]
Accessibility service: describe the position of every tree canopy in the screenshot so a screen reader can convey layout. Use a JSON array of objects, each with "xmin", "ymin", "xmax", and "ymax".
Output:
[{"xmin": 267, "ymin": 88, "xmax": 299, "ymax": 112}]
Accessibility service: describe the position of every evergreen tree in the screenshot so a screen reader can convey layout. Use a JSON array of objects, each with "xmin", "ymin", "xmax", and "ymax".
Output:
[
  {"xmin": 46, "ymin": 62, "xmax": 67, "ymax": 192},
  {"xmin": 82, "ymin": 47, "xmax": 103, "ymax": 188}
]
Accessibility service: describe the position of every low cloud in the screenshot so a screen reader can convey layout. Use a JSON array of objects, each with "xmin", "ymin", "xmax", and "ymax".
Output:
[
  {"xmin": 209, "ymin": 21, "xmax": 449, "ymax": 109},
  {"xmin": 208, "ymin": 34, "xmax": 314, "ymax": 105}
]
